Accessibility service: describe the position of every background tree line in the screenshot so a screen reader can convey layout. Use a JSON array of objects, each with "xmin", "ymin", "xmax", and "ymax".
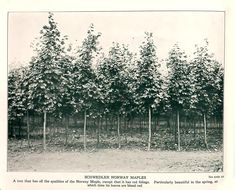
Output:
[{"xmin": 8, "ymin": 13, "xmax": 223, "ymax": 151}]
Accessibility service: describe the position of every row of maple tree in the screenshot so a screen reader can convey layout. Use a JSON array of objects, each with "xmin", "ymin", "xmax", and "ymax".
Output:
[{"xmin": 8, "ymin": 13, "xmax": 223, "ymax": 151}]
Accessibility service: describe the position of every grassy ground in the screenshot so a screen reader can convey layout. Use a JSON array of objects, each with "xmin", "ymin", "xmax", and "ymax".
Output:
[{"xmin": 8, "ymin": 127, "xmax": 223, "ymax": 172}]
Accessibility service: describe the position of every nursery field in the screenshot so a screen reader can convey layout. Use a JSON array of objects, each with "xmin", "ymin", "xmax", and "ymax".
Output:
[{"xmin": 8, "ymin": 127, "xmax": 223, "ymax": 172}]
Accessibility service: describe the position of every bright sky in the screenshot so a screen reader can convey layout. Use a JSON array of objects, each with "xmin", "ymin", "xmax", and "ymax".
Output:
[{"xmin": 8, "ymin": 11, "xmax": 224, "ymax": 69}]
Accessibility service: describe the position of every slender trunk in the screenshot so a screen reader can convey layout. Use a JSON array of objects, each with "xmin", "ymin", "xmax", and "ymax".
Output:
[
  {"xmin": 65, "ymin": 115, "xmax": 69, "ymax": 146},
  {"xmin": 31, "ymin": 114, "xmax": 35, "ymax": 138},
  {"xmin": 130, "ymin": 117, "xmax": 133, "ymax": 137},
  {"xmin": 177, "ymin": 110, "xmax": 180, "ymax": 151},
  {"xmin": 9, "ymin": 123, "xmax": 13, "ymax": 138},
  {"xmin": 105, "ymin": 116, "xmax": 108, "ymax": 133},
  {"xmin": 124, "ymin": 117, "xmax": 128, "ymax": 144},
  {"xmin": 43, "ymin": 111, "xmax": 47, "ymax": 151},
  {"xmin": 74, "ymin": 116, "xmax": 77, "ymax": 126},
  {"xmin": 204, "ymin": 113, "xmax": 208, "ymax": 149},
  {"xmin": 27, "ymin": 111, "xmax": 30, "ymax": 148},
  {"xmin": 154, "ymin": 116, "xmax": 157, "ymax": 133},
  {"xmin": 97, "ymin": 116, "xmax": 101, "ymax": 147},
  {"xmin": 147, "ymin": 106, "xmax": 151, "ymax": 151},
  {"xmin": 167, "ymin": 116, "xmax": 170, "ymax": 129},
  {"xmin": 128, "ymin": 118, "xmax": 131, "ymax": 140},
  {"xmin": 181, "ymin": 119, "xmax": 184, "ymax": 134},
  {"xmin": 83, "ymin": 110, "xmax": 87, "ymax": 151},
  {"xmin": 117, "ymin": 113, "xmax": 121, "ymax": 149},
  {"xmin": 18, "ymin": 119, "xmax": 21, "ymax": 139},
  {"xmin": 156, "ymin": 117, "xmax": 159, "ymax": 131},
  {"xmin": 100, "ymin": 117, "xmax": 103, "ymax": 131},
  {"xmin": 174, "ymin": 114, "xmax": 177, "ymax": 144},
  {"xmin": 217, "ymin": 118, "xmax": 221, "ymax": 128},
  {"xmin": 93, "ymin": 119, "xmax": 96, "ymax": 133},
  {"xmin": 193, "ymin": 119, "xmax": 196, "ymax": 138},
  {"xmin": 111, "ymin": 116, "xmax": 114, "ymax": 131}
]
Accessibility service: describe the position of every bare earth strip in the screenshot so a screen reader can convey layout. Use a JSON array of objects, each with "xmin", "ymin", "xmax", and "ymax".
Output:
[{"xmin": 8, "ymin": 149, "xmax": 222, "ymax": 172}]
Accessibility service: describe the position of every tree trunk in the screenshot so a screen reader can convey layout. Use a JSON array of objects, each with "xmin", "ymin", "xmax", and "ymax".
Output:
[
  {"xmin": 65, "ymin": 115, "xmax": 69, "ymax": 146},
  {"xmin": 174, "ymin": 114, "xmax": 177, "ymax": 144},
  {"xmin": 43, "ymin": 111, "xmax": 47, "ymax": 151},
  {"xmin": 97, "ymin": 116, "xmax": 101, "ymax": 148},
  {"xmin": 177, "ymin": 110, "xmax": 180, "ymax": 151},
  {"xmin": 167, "ymin": 116, "xmax": 170, "ymax": 130},
  {"xmin": 139, "ymin": 117, "xmax": 142, "ymax": 133},
  {"xmin": 184, "ymin": 117, "xmax": 187, "ymax": 128},
  {"xmin": 117, "ymin": 113, "xmax": 121, "ymax": 149},
  {"xmin": 130, "ymin": 117, "xmax": 133, "ymax": 137},
  {"xmin": 27, "ymin": 111, "xmax": 30, "ymax": 148},
  {"xmin": 105, "ymin": 116, "xmax": 108, "ymax": 133},
  {"xmin": 100, "ymin": 117, "xmax": 103, "ymax": 131},
  {"xmin": 124, "ymin": 117, "xmax": 128, "ymax": 144},
  {"xmin": 18, "ymin": 119, "xmax": 21, "ymax": 139},
  {"xmin": 204, "ymin": 113, "xmax": 208, "ymax": 149},
  {"xmin": 83, "ymin": 110, "xmax": 87, "ymax": 151},
  {"xmin": 156, "ymin": 117, "xmax": 159, "ymax": 131},
  {"xmin": 193, "ymin": 119, "xmax": 196, "ymax": 138},
  {"xmin": 147, "ymin": 106, "xmax": 151, "ymax": 151},
  {"xmin": 111, "ymin": 116, "xmax": 114, "ymax": 131}
]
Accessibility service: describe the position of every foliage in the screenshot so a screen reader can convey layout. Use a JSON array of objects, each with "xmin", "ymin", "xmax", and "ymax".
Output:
[
  {"xmin": 25, "ymin": 12, "xmax": 68, "ymax": 114},
  {"xmin": 167, "ymin": 43, "xmax": 192, "ymax": 112},
  {"xmin": 73, "ymin": 24, "xmax": 101, "ymax": 113},
  {"xmin": 189, "ymin": 39, "xmax": 223, "ymax": 117},
  {"xmin": 97, "ymin": 43, "xmax": 133, "ymax": 116},
  {"xmin": 135, "ymin": 32, "xmax": 163, "ymax": 114},
  {"xmin": 8, "ymin": 67, "xmax": 27, "ymax": 123}
]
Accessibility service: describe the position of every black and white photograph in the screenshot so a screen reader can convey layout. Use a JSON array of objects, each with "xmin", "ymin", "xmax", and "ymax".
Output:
[
  {"xmin": 7, "ymin": 11, "xmax": 224, "ymax": 174},
  {"xmin": 7, "ymin": 11, "xmax": 225, "ymax": 173}
]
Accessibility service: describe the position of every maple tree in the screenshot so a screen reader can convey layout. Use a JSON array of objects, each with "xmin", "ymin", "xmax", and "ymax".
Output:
[{"xmin": 135, "ymin": 32, "xmax": 163, "ymax": 151}]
